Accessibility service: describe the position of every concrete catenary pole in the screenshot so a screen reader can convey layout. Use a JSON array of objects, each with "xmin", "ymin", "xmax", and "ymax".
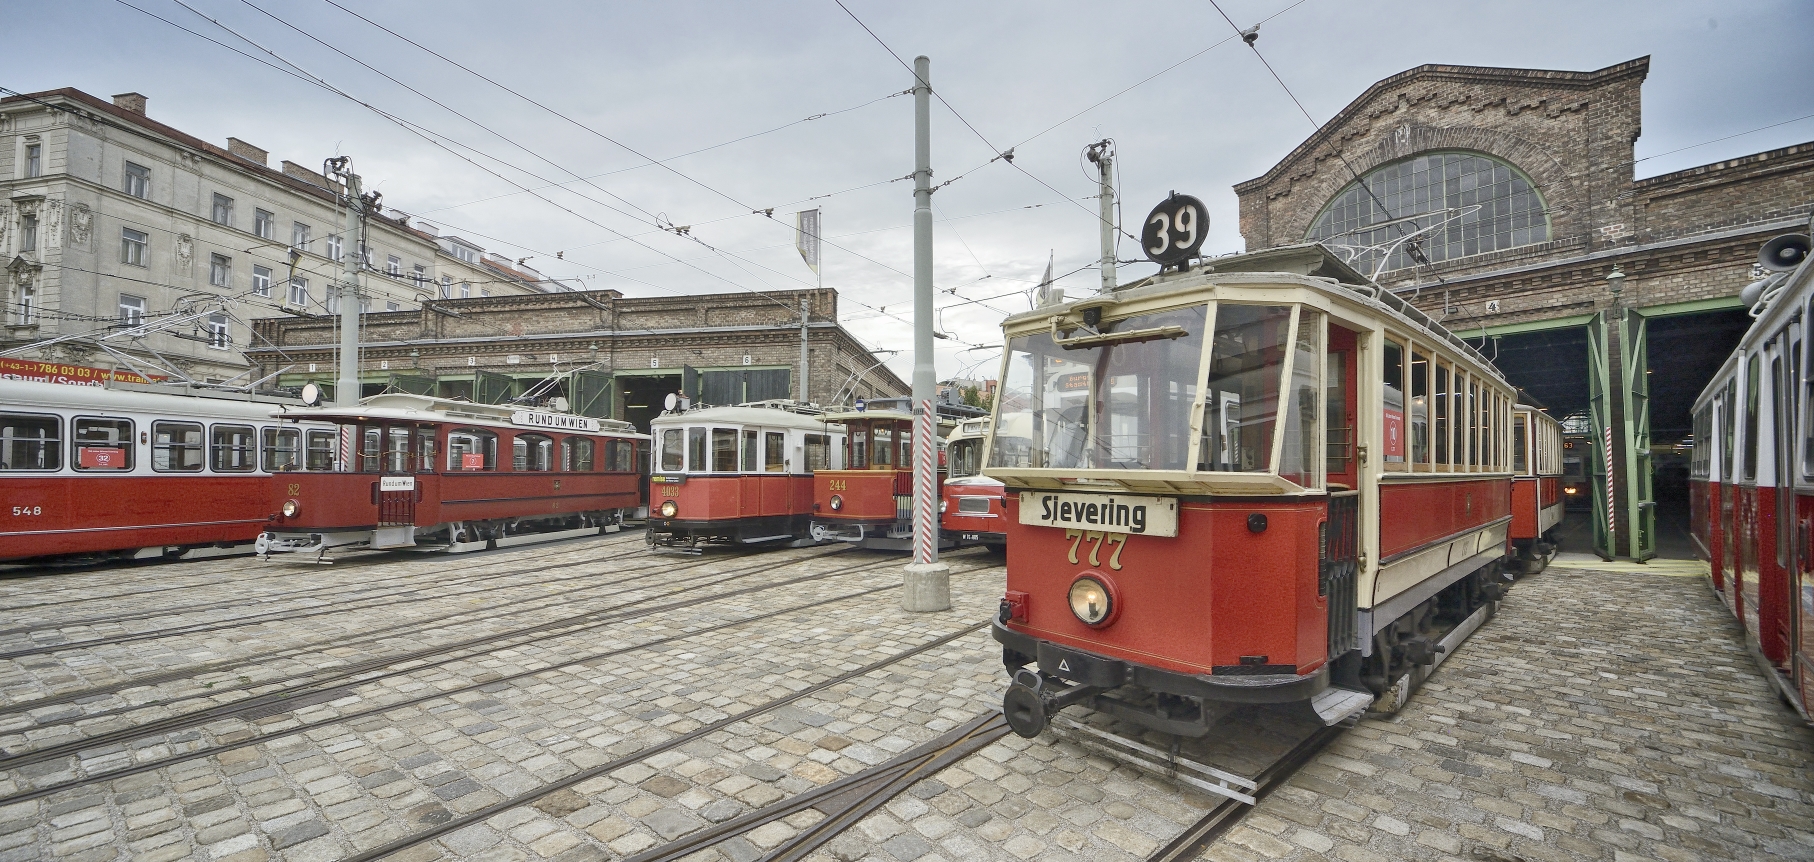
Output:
[
  {"xmin": 1093, "ymin": 141, "xmax": 1117, "ymax": 293},
  {"xmin": 333, "ymin": 162, "xmax": 364, "ymax": 407},
  {"xmin": 800, "ymin": 295, "xmax": 811, "ymax": 404},
  {"xmin": 903, "ymin": 54, "xmax": 950, "ymax": 612}
]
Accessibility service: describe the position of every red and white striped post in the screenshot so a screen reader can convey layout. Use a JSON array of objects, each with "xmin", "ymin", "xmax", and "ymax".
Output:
[
  {"xmin": 1602, "ymin": 425, "xmax": 1616, "ymax": 543},
  {"xmin": 913, "ymin": 398, "xmax": 938, "ymax": 564}
]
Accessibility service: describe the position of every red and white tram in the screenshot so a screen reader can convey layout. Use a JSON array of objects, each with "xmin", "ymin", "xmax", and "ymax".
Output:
[
  {"xmin": 940, "ymin": 418, "xmax": 1007, "ymax": 550},
  {"xmin": 0, "ymin": 379, "xmax": 324, "ymax": 565},
  {"xmin": 1509, "ymin": 402, "xmax": 1565, "ymax": 573},
  {"xmin": 984, "ymin": 243, "xmax": 1517, "ymax": 740},
  {"xmin": 257, "ymin": 394, "xmax": 646, "ymax": 560},
  {"xmin": 645, "ymin": 401, "xmax": 844, "ymax": 551},
  {"xmin": 810, "ymin": 406, "xmax": 950, "ymax": 550},
  {"xmin": 1690, "ymin": 230, "xmax": 1814, "ymax": 720}
]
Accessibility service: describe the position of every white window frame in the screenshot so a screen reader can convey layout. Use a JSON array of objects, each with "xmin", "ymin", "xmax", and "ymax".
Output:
[
  {"xmin": 254, "ymin": 209, "xmax": 274, "ymax": 239},
  {"xmin": 292, "ymin": 222, "xmax": 311, "ymax": 251},
  {"xmin": 209, "ymin": 253, "xmax": 231, "ymax": 288},
  {"xmin": 123, "ymin": 161, "xmax": 149, "ymax": 198},
  {"xmin": 211, "ymin": 193, "xmax": 233, "ymax": 226},
  {"xmin": 289, "ymin": 277, "xmax": 309, "ymax": 308},
  {"xmin": 15, "ymin": 281, "xmax": 35, "ymax": 325},
  {"xmin": 23, "ymin": 143, "xmax": 40, "ymax": 178},
  {"xmin": 387, "ymin": 255, "xmax": 402, "ymax": 277},
  {"xmin": 206, "ymin": 313, "xmax": 230, "ymax": 349},
  {"xmin": 121, "ymin": 228, "xmax": 148, "ymax": 266},
  {"xmin": 252, "ymin": 265, "xmax": 272, "ymax": 297},
  {"xmin": 119, "ymin": 293, "xmax": 146, "ymax": 326}
]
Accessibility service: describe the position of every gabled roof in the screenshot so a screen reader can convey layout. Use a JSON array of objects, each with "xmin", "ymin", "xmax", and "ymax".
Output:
[{"xmin": 1234, "ymin": 57, "xmax": 1649, "ymax": 193}]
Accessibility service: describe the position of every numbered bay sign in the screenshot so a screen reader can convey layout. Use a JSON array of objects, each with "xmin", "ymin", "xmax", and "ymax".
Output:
[{"xmin": 1141, "ymin": 193, "xmax": 1209, "ymax": 267}]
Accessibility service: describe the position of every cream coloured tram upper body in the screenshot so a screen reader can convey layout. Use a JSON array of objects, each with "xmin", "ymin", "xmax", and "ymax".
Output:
[
  {"xmin": 650, "ymin": 401, "xmax": 844, "ymax": 475},
  {"xmin": 979, "ymin": 249, "xmax": 1517, "ymax": 499}
]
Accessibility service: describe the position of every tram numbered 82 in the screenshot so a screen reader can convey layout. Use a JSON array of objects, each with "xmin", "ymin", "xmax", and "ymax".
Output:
[{"xmin": 983, "ymin": 243, "xmax": 1518, "ymax": 740}]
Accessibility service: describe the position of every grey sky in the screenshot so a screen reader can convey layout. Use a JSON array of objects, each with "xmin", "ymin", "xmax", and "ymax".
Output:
[{"xmin": 8, "ymin": 0, "xmax": 1812, "ymax": 382}]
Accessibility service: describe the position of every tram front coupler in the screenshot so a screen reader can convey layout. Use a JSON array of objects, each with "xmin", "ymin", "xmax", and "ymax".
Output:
[
  {"xmin": 1002, "ymin": 669, "xmax": 1101, "ymax": 738},
  {"xmin": 809, "ymin": 523, "xmax": 866, "ymax": 544}
]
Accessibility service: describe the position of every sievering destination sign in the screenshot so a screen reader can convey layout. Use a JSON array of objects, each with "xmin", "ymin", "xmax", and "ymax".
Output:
[
  {"xmin": 510, "ymin": 411, "xmax": 601, "ymax": 433},
  {"xmin": 1018, "ymin": 491, "xmax": 1178, "ymax": 537}
]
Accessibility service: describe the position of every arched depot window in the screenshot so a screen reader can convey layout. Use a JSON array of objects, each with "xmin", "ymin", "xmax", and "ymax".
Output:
[{"xmin": 1306, "ymin": 152, "xmax": 1548, "ymax": 274}]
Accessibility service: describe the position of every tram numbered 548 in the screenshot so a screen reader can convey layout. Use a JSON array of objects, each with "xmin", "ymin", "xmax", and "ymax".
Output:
[
  {"xmin": 258, "ymin": 394, "xmax": 647, "ymax": 560},
  {"xmin": 983, "ymin": 243, "xmax": 1518, "ymax": 740}
]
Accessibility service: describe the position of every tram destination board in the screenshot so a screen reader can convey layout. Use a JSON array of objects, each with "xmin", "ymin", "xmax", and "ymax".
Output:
[{"xmin": 1018, "ymin": 490, "xmax": 1178, "ymax": 536}]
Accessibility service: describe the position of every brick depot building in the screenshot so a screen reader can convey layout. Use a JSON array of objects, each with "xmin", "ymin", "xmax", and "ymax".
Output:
[
  {"xmin": 1235, "ymin": 56, "xmax": 1814, "ymax": 558},
  {"xmin": 245, "ymin": 287, "xmax": 906, "ymax": 433}
]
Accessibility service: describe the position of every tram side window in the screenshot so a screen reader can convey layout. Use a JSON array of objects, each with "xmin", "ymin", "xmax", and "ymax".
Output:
[
  {"xmin": 0, "ymin": 414, "xmax": 61, "ymax": 471},
  {"xmin": 1745, "ymin": 355, "xmax": 1762, "ymax": 481},
  {"xmin": 1410, "ymin": 348, "xmax": 1430, "ymax": 467},
  {"xmin": 564, "ymin": 437, "xmax": 595, "ymax": 472},
  {"xmin": 806, "ymin": 434, "xmax": 833, "ymax": 471},
  {"xmin": 74, "ymin": 417, "xmax": 134, "ymax": 471},
  {"xmin": 306, "ymin": 429, "xmax": 337, "ymax": 471},
  {"xmin": 263, "ymin": 427, "xmax": 300, "ymax": 472},
  {"xmin": 765, "ymin": 432, "xmax": 786, "ymax": 471},
  {"xmin": 1199, "ymin": 305, "xmax": 1293, "ymax": 472},
  {"xmin": 900, "ymin": 426, "xmax": 912, "ymax": 470},
  {"xmin": 742, "ymin": 429, "xmax": 759, "ymax": 472},
  {"xmin": 1513, "ymin": 415, "xmax": 1528, "ymax": 474},
  {"xmin": 660, "ymin": 430, "xmax": 683, "ymax": 472},
  {"xmin": 612, "ymin": 439, "xmax": 635, "ymax": 472},
  {"xmin": 358, "ymin": 425, "xmax": 382, "ymax": 473},
  {"xmin": 416, "ymin": 426, "xmax": 437, "ymax": 473},
  {"xmin": 1467, "ymin": 381, "xmax": 1481, "ymax": 470},
  {"xmin": 1433, "ymin": 364, "xmax": 1450, "ymax": 467},
  {"xmin": 688, "ymin": 427, "xmax": 707, "ymax": 473},
  {"xmin": 711, "ymin": 428, "xmax": 738, "ymax": 473},
  {"xmin": 515, "ymin": 433, "xmax": 554, "ymax": 471},
  {"xmin": 448, "ymin": 428, "xmax": 498, "ymax": 471},
  {"xmin": 384, "ymin": 427, "xmax": 411, "ymax": 473},
  {"xmin": 1278, "ymin": 309, "xmax": 1324, "ymax": 488},
  {"xmin": 1722, "ymin": 381, "xmax": 1737, "ymax": 481},
  {"xmin": 850, "ymin": 429, "xmax": 869, "ymax": 469},
  {"xmin": 1382, "ymin": 339, "xmax": 1405, "ymax": 467},
  {"xmin": 210, "ymin": 424, "xmax": 258, "ymax": 472},
  {"xmin": 152, "ymin": 421, "xmax": 204, "ymax": 472},
  {"xmin": 873, "ymin": 424, "xmax": 894, "ymax": 468}
]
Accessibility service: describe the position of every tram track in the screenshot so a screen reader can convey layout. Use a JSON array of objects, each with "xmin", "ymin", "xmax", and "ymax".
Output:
[
  {"xmin": 0, "ymin": 531, "xmax": 653, "ymax": 638},
  {"xmin": 0, "ymin": 539, "xmax": 680, "ymax": 661},
  {"xmin": 1146, "ymin": 724, "xmax": 1347, "ymax": 862},
  {"xmin": 0, "ymin": 561, "xmax": 997, "ymax": 808},
  {"xmin": 0, "ymin": 541, "xmax": 837, "ymax": 718},
  {"xmin": 0, "ymin": 547, "xmax": 895, "ymax": 768}
]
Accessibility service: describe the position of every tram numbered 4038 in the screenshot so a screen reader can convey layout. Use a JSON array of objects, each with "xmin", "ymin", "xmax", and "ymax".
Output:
[{"xmin": 983, "ymin": 243, "xmax": 1521, "ymax": 741}]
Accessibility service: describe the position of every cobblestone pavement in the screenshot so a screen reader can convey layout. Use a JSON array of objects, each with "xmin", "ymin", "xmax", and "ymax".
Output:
[{"xmin": 0, "ymin": 539, "xmax": 1807, "ymax": 862}]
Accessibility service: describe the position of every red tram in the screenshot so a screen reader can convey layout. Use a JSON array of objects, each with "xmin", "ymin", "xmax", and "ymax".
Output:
[
  {"xmin": 810, "ymin": 405, "xmax": 954, "ymax": 550},
  {"xmin": 1509, "ymin": 402, "xmax": 1565, "ymax": 572},
  {"xmin": 984, "ymin": 244, "xmax": 1517, "ymax": 742},
  {"xmin": 645, "ymin": 401, "xmax": 844, "ymax": 551},
  {"xmin": 258, "ymin": 394, "xmax": 646, "ymax": 560},
  {"xmin": 0, "ymin": 379, "xmax": 327, "ymax": 564},
  {"xmin": 1690, "ymin": 229, "xmax": 1814, "ymax": 720},
  {"xmin": 940, "ymin": 417, "xmax": 1007, "ymax": 550}
]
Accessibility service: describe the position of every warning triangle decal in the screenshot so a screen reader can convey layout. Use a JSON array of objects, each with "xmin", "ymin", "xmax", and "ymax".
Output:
[{"xmin": 1058, "ymin": 659, "xmax": 1071, "ymax": 672}]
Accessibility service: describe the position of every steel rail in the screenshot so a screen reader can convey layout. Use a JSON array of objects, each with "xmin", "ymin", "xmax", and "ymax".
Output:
[
  {"xmin": 0, "ymin": 562, "xmax": 996, "ymax": 807},
  {"xmin": 1145, "ymin": 724, "xmax": 1348, "ymax": 862}
]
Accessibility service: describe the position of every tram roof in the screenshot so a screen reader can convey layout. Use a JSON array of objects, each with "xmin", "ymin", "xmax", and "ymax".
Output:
[
  {"xmin": 275, "ymin": 392, "xmax": 646, "ymax": 438},
  {"xmin": 0, "ymin": 378, "xmax": 302, "ymax": 421},
  {"xmin": 1002, "ymin": 242, "xmax": 1504, "ymax": 385},
  {"xmin": 1691, "ymin": 222, "xmax": 1814, "ymax": 412},
  {"xmin": 650, "ymin": 401, "xmax": 843, "ymax": 432}
]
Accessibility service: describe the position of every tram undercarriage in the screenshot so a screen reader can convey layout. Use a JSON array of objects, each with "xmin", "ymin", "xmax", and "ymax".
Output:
[{"xmin": 258, "ymin": 511, "xmax": 626, "ymax": 562}]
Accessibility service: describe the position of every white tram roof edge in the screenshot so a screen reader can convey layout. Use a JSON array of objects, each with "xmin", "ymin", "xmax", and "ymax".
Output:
[
  {"xmin": 274, "ymin": 392, "xmax": 647, "ymax": 438},
  {"xmin": 650, "ymin": 402, "xmax": 845, "ymax": 433},
  {"xmin": 0, "ymin": 378, "xmax": 302, "ymax": 422},
  {"xmin": 1690, "ymin": 231, "xmax": 1814, "ymax": 413}
]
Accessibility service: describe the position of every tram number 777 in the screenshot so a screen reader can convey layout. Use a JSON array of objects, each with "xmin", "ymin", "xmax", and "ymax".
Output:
[{"xmin": 1064, "ymin": 529, "xmax": 1127, "ymax": 571}]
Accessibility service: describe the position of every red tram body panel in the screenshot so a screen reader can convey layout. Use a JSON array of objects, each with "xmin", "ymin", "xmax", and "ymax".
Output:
[
  {"xmin": 0, "ymin": 379, "xmax": 322, "ymax": 564},
  {"xmin": 1506, "ymin": 403, "xmax": 1565, "ymax": 572},
  {"xmin": 811, "ymin": 409, "xmax": 948, "ymax": 551},
  {"xmin": 645, "ymin": 402, "xmax": 842, "ymax": 550},
  {"xmin": 983, "ymin": 245, "xmax": 1518, "ymax": 742},
  {"xmin": 259, "ymin": 394, "xmax": 646, "ymax": 559},
  {"xmin": 1689, "ymin": 226, "xmax": 1814, "ymax": 721},
  {"xmin": 941, "ymin": 418, "xmax": 1007, "ymax": 549}
]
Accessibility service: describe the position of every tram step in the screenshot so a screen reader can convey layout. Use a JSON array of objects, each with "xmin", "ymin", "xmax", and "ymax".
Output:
[
  {"xmin": 494, "ymin": 526, "xmax": 604, "ymax": 549},
  {"xmin": 1309, "ymin": 686, "xmax": 1373, "ymax": 726}
]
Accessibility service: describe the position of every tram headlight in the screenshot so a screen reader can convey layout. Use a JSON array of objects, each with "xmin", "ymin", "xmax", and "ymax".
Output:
[
  {"xmin": 1067, "ymin": 576, "xmax": 1112, "ymax": 626},
  {"xmin": 830, "ymin": 494, "xmax": 843, "ymax": 511},
  {"xmin": 659, "ymin": 500, "xmax": 678, "ymax": 518},
  {"xmin": 281, "ymin": 499, "xmax": 300, "ymax": 518},
  {"xmin": 940, "ymin": 499, "xmax": 948, "ymax": 514}
]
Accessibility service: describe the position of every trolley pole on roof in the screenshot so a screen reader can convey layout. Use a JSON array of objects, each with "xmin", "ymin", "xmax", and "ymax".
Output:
[
  {"xmin": 1087, "ymin": 140, "xmax": 1116, "ymax": 292},
  {"xmin": 329, "ymin": 158, "xmax": 365, "ymax": 408},
  {"xmin": 903, "ymin": 54, "xmax": 950, "ymax": 612}
]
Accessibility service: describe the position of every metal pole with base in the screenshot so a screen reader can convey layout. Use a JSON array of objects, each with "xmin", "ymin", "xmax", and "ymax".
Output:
[
  {"xmin": 330, "ymin": 159, "xmax": 365, "ymax": 408},
  {"xmin": 903, "ymin": 54, "xmax": 949, "ymax": 612}
]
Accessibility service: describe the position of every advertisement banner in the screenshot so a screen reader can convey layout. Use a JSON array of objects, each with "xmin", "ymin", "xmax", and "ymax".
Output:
[
  {"xmin": 1383, "ymin": 407, "xmax": 1405, "ymax": 460},
  {"xmin": 0, "ymin": 358, "xmax": 164, "ymax": 387}
]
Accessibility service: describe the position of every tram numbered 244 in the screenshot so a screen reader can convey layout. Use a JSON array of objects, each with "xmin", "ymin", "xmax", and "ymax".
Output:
[
  {"xmin": 981, "ymin": 242, "xmax": 1522, "ymax": 741},
  {"xmin": 258, "ymin": 393, "xmax": 647, "ymax": 560}
]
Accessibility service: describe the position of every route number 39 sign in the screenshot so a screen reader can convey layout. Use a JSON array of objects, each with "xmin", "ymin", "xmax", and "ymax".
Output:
[{"xmin": 1141, "ymin": 193, "xmax": 1209, "ymax": 267}]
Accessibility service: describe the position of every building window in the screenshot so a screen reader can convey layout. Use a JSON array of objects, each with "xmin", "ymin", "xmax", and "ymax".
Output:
[
  {"xmin": 121, "ymin": 228, "xmax": 148, "ymax": 266},
  {"xmin": 439, "ymin": 276, "xmax": 452, "ymax": 299},
  {"xmin": 254, "ymin": 209, "xmax": 274, "ymax": 239},
  {"xmin": 206, "ymin": 313, "xmax": 230, "ymax": 349},
  {"xmin": 252, "ymin": 265, "xmax": 272, "ymax": 297},
  {"xmin": 385, "ymin": 300, "xmax": 400, "ymax": 312},
  {"xmin": 292, "ymin": 222, "xmax": 311, "ymax": 251},
  {"xmin": 211, "ymin": 193, "xmax": 233, "ymax": 226},
  {"xmin": 289, "ymin": 277, "xmax": 309, "ymax": 308},
  {"xmin": 119, "ymin": 293, "xmax": 146, "ymax": 326},
  {"xmin": 326, "ymin": 234, "xmax": 342, "ymax": 262},
  {"xmin": 209, "ymin": 253, "xmax": 231, "ymax": 288},
  {"xmin": 326, "ymin": 285, "xmax": 340, "ymax": 314},
  {"xmin": 413, "ymin": 264, "xmax": 426, "ymax": 287},
  {"xmin": 20, "ymin": 214, "xmax": 36, "ymax": 253},
  {"xmin": 123, "ymin": 161, "xmax": 149, "ymax": 198},
  {"xmin": 359, "ymin": 243, "xmax": 371, "ymax": 266},
  {"xmin": 1306, "ymin": 151, "xmax": 1550, "ymax": 274},
  {"xmin": 24, "ymin": 144, "xmax": 41, "ymax": 178},
  {"xmin": 387, "ymin": 255, "xmax": 401, "ymax": 277},
  {"xmin": 15, "ymin": 281, "xmax": 35, "ymax": 325},
  {"xmin": 452, "ymin": 243, "xmax": 477, "ymax": 263},
  {"xmin": 481, "ymin": 288, "xmax": 490, "ymax": 297},
  {"xmin": 459, "ymin": 282, "xmax": 471, "ymax": 299}
]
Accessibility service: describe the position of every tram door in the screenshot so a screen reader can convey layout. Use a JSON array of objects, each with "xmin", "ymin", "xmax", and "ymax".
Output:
[{"xmin": 1776, "ymin": 328, "xmax": 1801, "ymax": 671}]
